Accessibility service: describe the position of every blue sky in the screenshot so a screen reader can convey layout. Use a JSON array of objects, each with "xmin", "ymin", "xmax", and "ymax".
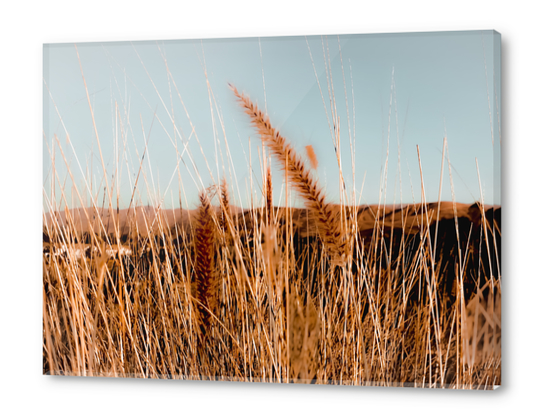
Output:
[{"xmin": 43, "ymin": 30, "xmax": 500, "ymax": 210}]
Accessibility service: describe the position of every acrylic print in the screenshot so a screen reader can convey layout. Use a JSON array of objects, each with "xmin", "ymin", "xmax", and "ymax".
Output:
[{"xmin": 43, "ymin": 31, "xmax": 501, "ymax": 389}]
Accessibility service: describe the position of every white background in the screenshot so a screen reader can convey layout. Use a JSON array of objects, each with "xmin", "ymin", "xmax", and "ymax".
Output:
[{"xmin": 0, "ymin": 1, "xmax": 540, "ymax": 418}]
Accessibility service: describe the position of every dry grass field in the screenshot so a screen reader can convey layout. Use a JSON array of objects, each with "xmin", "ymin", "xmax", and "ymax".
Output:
[{"xmin": 43, "ymin": 84, "xmax": 501, "ymax": 389}]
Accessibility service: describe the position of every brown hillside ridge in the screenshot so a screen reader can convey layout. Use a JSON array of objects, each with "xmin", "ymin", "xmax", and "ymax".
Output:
[{"xmin": 43, "ymin": 201, "xmax": 500, "ymax": 243}]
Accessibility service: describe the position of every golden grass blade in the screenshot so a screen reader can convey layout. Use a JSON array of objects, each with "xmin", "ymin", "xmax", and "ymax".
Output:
[
  {"xmin": 194, "ymin": 190, "xmax": 218, "ymax": 335},
  {"xmin": 230, "ymin": 84, "xmax": 345, "ymax": 266}
]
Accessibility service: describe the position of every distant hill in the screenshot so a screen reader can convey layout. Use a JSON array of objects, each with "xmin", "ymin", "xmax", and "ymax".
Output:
[{"xmin": 43, "ymin": 202, "xmax": 500, "ymax": 243}]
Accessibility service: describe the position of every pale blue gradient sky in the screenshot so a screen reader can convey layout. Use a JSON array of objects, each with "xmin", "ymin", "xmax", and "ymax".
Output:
[{"xmin": 43, "ymin": 30, "xmax": 500, "ymax": 210}]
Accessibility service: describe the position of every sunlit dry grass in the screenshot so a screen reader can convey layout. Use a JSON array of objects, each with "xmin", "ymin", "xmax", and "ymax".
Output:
[{"xmin": 43, "ymin": 43, "xmax": 501, "ymax": 389}]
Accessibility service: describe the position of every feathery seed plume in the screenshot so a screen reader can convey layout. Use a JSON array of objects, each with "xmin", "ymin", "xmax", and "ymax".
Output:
[
  {"xmin": 230, "ymin": 84, "xmax": 345, "ymax": 264},
  {"xmin": 194, "ymin": 190, "xmax": 218, "ymax": 333}
]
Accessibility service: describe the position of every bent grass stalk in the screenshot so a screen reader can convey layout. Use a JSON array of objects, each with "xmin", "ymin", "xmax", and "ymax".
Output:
[{"xmin": 230, "ymin": 84, "xmax": 346, "ymax": 266}]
